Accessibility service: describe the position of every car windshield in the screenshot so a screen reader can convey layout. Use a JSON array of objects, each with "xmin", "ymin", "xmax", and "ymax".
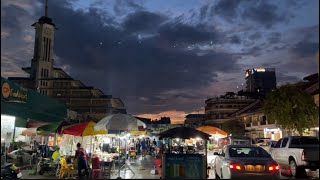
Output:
[{"xmin": 229, "ymin": 147, "xmax": 271, "ymax": 158}]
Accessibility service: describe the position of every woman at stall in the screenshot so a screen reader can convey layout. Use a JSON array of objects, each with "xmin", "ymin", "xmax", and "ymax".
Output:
[{"xmin": 75, "ymin": 143, "xmax": 89, "ymax": 178}]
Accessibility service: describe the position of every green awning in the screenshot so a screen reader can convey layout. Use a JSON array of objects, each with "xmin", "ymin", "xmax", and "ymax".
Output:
[
  {"xmin": 37, "ymin": 120, "xmax": 71, "ymax": 133},
  {"xmin": 1, "ymin": 77, "xmax": 67, "ymax": 127}
]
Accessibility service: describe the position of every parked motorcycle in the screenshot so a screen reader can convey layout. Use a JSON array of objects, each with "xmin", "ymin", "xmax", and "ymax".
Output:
[
  {"xmin": 37, "ymin": 157, "xmax": 60, "ymax": 176},
  {"xmin": 1, "ymin": 163, "xmax": 22, "ymax": 179}
]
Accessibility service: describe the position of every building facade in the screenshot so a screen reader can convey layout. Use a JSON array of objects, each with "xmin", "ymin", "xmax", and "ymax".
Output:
[
  {"xmin": 230, "ymin": 99, "xmax": 282, "ymax": 141},
  {"xmin": 7, "ymin": 2, "xmax": 126, "ymax": 122},
  {"xmin": 204, "ymin": 92, "xmax": 256, "ymax": 127},
  {"xmin": 245, "ymin": 68, "xmax": 276, "ymax": 96}
]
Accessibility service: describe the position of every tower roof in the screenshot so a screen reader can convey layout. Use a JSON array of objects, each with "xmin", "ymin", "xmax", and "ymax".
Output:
[{"xmin": 32, "ymin": 0, "xmax": 56, "ymax": 27}]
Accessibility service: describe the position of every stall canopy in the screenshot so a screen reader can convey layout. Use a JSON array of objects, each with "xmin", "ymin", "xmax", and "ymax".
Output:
[
  {"xmin": 1, "ymin": 77, "xmax": 67, "ymax": 127},
  {"xmin": 196, "ymin": 126, "xmax": 227, "ymax": 136},
  {"xmin": 61, "ymin": 121, "xmax": 107, "ymax": 136},
  {"xmin": 94, "ymin": 114, "xmax": 146, "ymax": 134},
  {"xmin": 37, "ymin": 120, "xmax": 71, "ymax": 133},
  {"xmin": 159, "ymin": 127, "xmax": 210, "ymax": 140}
]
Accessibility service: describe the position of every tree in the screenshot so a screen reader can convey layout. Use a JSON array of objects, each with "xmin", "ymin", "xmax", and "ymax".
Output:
[
  {"xmin": 263, "ymin": 84, "xmax": 319, "ymax": 135},
  {"xmin": 221, "ymin": 120, "xmax": 245, "ymax": 136}
]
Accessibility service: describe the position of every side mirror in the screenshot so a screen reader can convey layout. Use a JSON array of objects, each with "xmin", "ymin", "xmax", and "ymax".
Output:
[{"xmin": 213, "ymin": 152, "xmax": 219, "ymax": 155}]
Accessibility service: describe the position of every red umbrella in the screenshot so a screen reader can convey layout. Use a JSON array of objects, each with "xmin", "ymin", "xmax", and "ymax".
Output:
[{"xmin": 61, "ymin": 121, "xmax": 107, "ymax": 136}]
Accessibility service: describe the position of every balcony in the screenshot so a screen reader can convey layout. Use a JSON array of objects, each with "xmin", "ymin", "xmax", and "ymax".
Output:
[
  {"xmin": 252, "ymin": 121, "xmax": 259, "ymax": 126},
  {"xmin": 260, "ymin": 121, "xmax": 266, "ymax": 125}
]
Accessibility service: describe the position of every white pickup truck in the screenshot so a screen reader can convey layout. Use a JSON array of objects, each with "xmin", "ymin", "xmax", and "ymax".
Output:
[{"xmin": 269, "ymin": 136, "xmax": 319, "ymax": 177}]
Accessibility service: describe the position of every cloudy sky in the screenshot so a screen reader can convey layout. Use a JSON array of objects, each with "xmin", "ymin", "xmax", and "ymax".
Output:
[{"xmin": 1, "ymin": 0, "xmax": 319, "ymax": 123}]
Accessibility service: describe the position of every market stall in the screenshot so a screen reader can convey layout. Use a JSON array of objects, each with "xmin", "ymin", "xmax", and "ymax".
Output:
[
  {"xmin": 158, "ymin": 127, "xmax": 210, "ymax": 179},
  {"xmin": 196, "ymin": 126, "xmax": 227, "ymax": 151},
  {"xmin": 1, "ymin": 77, "xmax": 67, "ymax": 165},
  {"xmin": 94, "ymin": 113, "xmax": 146, "ymax": 179}
]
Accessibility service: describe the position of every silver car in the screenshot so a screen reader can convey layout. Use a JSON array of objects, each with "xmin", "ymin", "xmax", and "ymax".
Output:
[{"xmin": 214, "ymin": 145, "xmax": 280, "ymax": 179}]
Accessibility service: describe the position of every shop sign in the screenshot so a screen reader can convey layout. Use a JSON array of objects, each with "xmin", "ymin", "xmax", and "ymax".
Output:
[
  {"xmin": 2, "ymin": 81, "xmax": 28, "ymax": 103},
  {"xmin": 264, "ymin": 128, "xmax": 280, "ymax": 132}
]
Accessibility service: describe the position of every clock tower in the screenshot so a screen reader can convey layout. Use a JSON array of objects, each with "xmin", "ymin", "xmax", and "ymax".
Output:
[{"xmin": 30, "ymin": 0, "xmax": 56, "ymax": 89}]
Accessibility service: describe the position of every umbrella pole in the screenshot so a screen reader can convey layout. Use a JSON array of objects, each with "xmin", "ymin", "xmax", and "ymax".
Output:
[
  {"xmin": 118, "ymin": 130, "xmax": 121, "ymax": 178},
  {"xmin": 205, "ymin": 140, "xmax": 208, "ymax": 179}
]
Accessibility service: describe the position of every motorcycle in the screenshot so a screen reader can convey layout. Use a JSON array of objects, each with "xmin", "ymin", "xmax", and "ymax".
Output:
[
  {"xmin": 36, "ymin": 146, "xmax": 60, "ymax": 176},
  {"xmin": 149, "ymin": 145, "xmax": 156, "ymax": 157},
  {"xmin": 1, "ymin": 163, "xmax": 22, "ymax": 179},
  {"xmin": 37, "ymin": 157, "xmax": 60, "ymax": 176}
]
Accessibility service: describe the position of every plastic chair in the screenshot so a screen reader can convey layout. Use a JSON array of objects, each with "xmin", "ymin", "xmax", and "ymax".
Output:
[{"xmin": 59, "ymin": 157, "xmax": 74, "ymax": 179}]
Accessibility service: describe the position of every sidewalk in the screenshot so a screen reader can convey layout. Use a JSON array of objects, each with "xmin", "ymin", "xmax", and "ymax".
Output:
[
  {"xmin": 111, "ymin": 155, "xmax": 161, "ymax": 179},
  {"xmin": 21, "ymin": 155, "xmax": 161, "ymax": 179}
]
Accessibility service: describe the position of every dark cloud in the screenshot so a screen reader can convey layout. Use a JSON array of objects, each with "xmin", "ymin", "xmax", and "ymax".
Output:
[
  {"xmin": 230, "ymin": 35, "xmax": 241, "ymax": 44},
  {"xmin": 290, "ymin": 41, "xmax": 319, "ymax": 58},
  {"xmin": 245, "ymin": 46, "xmax": 262, "ymax": 57},
  {"xmin": 40, "ymin": 0, "xmax": 239, "ymax": 114},
  {"xmin": 268, "ymin": 32, "xmax": 281, "ymax": 44},
  {"xmin": 248, "ymin": 32, "xmax": 262, "ymax": 41},
  {"xmin": 123, "ymin": 11, "xmax": 167, "ymax": 33},
  {"xmin": 112, "ymin": 0, "xmax": 144, "ymax": 15},
  {"xmin": 199, "ymin": 4, "xmax": 209, "ymax": 20},
  {"xmin": 213, "ymin": 0, "xmax": 243, "ymax": 20},
  {"xmin": 242, "ymin": 1, "xmax": 290, "ymax": 28},
  {"xmin": 277, "ymin": 72, "xmax": 301, "ymax": 84},
  {"xmin": 158, "ymin": 23, "xmax": 221, "ymax": 45},
  {"xmin": 1, "ymin": 4, "xmax": 30, "ymax": 35}
]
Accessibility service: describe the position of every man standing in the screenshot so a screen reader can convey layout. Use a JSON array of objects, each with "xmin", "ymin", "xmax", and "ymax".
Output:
[
  {"xmin": 75, "ymin": 143, "xmax": 89, "ymax": 178},
  {"xmin": 140, "ymin": 139, "xmax": 146, "ymax": 159}
]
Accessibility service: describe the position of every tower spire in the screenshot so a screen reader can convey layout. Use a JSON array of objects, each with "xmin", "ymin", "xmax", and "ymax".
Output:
[{"xmin": 45, "ymin": 0, "xmax": 48, "ymax": 17}]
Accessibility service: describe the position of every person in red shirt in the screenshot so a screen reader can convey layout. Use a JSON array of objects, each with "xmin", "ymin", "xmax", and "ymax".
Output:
[{"xmin": 75, "ymin": 143, "xmax": 89, "ymax": 178}]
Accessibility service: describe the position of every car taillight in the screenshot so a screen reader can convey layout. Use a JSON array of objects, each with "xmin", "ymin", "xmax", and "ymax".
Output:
[
  {"xmin": 229, "ymin": 163, "xmax": 241, "ymax": 170},
  {"xmin": 268, "ymin": 165, "xmax": 279, "ymax": 171}
]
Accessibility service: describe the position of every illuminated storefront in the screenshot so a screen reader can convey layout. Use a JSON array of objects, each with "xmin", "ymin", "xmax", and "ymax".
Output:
[
  {"xmin": 264, "ymin": 128, "xmax": 282, "ymax": 141},
  {"xmin": 1, "ymin": 115, "xmax": 16, "ymax": 144}
]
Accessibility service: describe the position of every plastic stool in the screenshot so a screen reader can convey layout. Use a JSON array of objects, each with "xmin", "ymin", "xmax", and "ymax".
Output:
[{"xmin": 92, "ymin": 169, "xmax": 102, "ymax": 179}]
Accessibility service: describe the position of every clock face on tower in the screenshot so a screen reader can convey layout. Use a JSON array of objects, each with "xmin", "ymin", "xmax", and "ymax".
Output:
[{"xmin": 44, "ymin": 27, "xmax": 52, "ymax": 36}]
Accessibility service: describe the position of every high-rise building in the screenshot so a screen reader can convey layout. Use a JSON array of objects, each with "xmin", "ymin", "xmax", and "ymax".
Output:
[
  {"xmin": 204, "ymin": 92, "xmax": 256, "ymax": 127},
  {"xmin": 8, "ymin": 0, "xmax": 126, "ymax": 121},
  {"xmin": 245, "ymin": 68, "xmax": 276, "ymax": 96}
]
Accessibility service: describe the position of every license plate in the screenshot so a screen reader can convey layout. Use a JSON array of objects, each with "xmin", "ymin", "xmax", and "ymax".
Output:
[
  {"xmin": 245, "ymin": 165, "xmax": 265, "ymax": 172},
  {"xmin": 17, "ymin": 172, "xmax": 22, "ymax": 178}
]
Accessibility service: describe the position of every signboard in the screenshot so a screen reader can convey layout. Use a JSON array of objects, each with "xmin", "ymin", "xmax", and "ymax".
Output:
[
  {"xmin": 162, "ymin": 153, "xmax": 206, "ymax": 179},
  {"xmin": 1, "ymin": 81, "xmax": 28, "ymax": 103}
]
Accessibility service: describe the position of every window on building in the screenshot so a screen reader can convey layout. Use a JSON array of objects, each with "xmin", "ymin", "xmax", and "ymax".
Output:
[
  {"xmin": 262, "ymin": 116, "xmax": 267, "ymax": 121},
  {"xmin": 43, "ymin": 37, "xmax": 46, "ymax": 61},
  {"xmin": 41, "ymin": 68, "xmax": 44, "ymax": 77},
  {"xmin": 47, "ymin": 39, "xmax": 51, "ymax": 61}
]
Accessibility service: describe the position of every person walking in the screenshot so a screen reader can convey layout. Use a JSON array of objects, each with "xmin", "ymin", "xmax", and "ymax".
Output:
[
  {"xmin": 140, "ymin": 139, "xmax": 146, "ymax": 159},
  {"xmin": 75, "ymin": 143, "xmax": 89, "ymax": 178},
  {"xmin": 136, "ymin": 140, "xmax": 141, "ymax": 155}
]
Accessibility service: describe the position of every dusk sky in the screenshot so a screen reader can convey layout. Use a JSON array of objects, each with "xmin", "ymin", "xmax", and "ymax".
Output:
[{"xmin": 1, "ymin": 0, "xmax": 319, "ymax": 123}]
